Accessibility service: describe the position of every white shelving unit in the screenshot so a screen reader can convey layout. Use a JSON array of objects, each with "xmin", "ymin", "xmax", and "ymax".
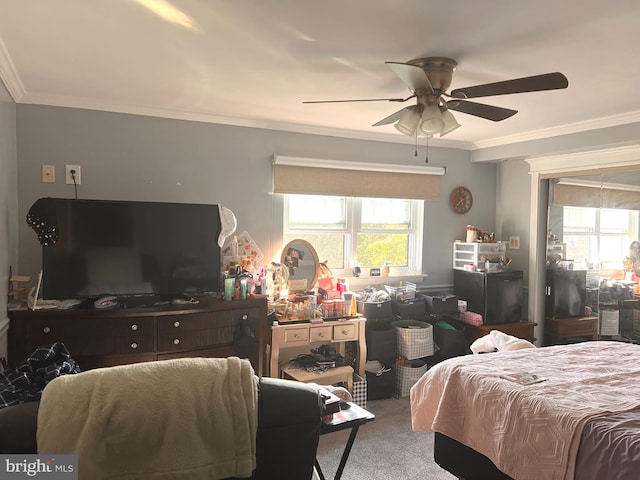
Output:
[
  {"xmin": 546, "ymin": 242, "xmax": 567, "ymax": 259},
  {"xmin": 453, "ymin": 242, "xmax": 507, "ymax": 270}
]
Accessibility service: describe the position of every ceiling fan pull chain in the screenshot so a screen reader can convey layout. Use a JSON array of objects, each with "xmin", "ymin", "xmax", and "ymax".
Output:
[
  {"xmin": 414, "ymin": 130, "xmax": 418, "ymax": 157},
  {"xmin": 425, "ymin": 136, "xmax": 429, "ymax": 164}
]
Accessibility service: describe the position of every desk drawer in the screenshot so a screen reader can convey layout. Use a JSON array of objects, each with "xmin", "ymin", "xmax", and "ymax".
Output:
[
  {"xmin": 284, "ymin": 327, "xmax": 310, "ymax": 344},
  {"xmin": 310, "ymin": 326, "xmax": 332, "ymax": 343},
  {"xmin": 333, "ymin": 323, "xmax": 357, "ymax": 341}
]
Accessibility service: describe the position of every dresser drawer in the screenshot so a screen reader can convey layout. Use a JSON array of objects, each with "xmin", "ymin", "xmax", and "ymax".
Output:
[
  {"xmin": 157, "ymin": 308, "xmax": 259, "ymax": 352},
  {"xmin": 547, "ymin": 317, "xmax": 597, "ymax": 336},
  {"xmin": 26, "ymin": 316, "xmax": 155, "ymax": 356},
  {"xmin": 333, "ymin": 323, "xmax": 357, "ymax": 341}
]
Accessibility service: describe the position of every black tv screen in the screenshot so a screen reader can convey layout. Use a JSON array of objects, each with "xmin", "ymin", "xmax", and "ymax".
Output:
[{"xmin": 39, "ymin": 199, "xmax": 221, "ymax": 300}]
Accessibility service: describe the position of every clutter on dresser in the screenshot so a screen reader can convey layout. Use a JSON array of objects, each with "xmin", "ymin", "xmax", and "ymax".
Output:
[
  {"xmin": 221, "ymin": 231, "xmax": 265, "ymax": 302},
  {"xmin": 7, "ymin": 269, "xmax": 31, "ymax": 311}
]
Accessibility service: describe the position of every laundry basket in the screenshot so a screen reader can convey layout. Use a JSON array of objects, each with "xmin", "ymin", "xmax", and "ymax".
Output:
[
  {"xmin": 392, "ymin": 319, "xmax": 434, "ymax": 360},
  {"xmin": 394, "ymin": 359, "xmax": 428, "ymax": 397}
]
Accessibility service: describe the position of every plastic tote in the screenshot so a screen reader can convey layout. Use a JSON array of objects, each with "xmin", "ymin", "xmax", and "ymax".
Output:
[
  {"xmin": 392, "ymin": 319, "xmax": 434, "ymax": 360},
  {"xmin": 394, "ymin": 359, "xmax": 428, "ymax": 397}
]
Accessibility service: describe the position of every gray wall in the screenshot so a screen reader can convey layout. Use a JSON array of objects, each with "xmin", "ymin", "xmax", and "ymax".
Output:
[
  {"xmin": 496, "ymin": 159, "xmax": 532, "ymax": 274},
  {"xmin": 0, "ymin": 78, "xmax": 18, "ymax": 360},
  {"xmin": 15, "ymin": 105, "xmax": 499, "ymax": 291}
]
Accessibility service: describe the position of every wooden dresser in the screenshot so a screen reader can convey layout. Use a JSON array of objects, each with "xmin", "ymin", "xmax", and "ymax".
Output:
[
  {"xmin": 462, "ymin": 320, "xmax": 537, "ymax": 344},
  {"xmin": 8, "ymin": 297, "xmax": 267, "ymax": 375},
  {"xmin": 544, "ymin": 316, "xmax": 598, "ymax": 345}
]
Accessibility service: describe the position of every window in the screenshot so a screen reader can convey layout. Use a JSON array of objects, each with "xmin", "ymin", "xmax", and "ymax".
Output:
[
  {"xmin": 283, "ymin": 194, "xmax": 423, "ymax": 276},
  {"xmin": 563, "ymin": 206, "xmax": 638, "ymax": 270}
]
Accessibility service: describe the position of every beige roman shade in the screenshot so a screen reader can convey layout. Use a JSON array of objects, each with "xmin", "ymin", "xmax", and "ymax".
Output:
[
  {"xmin": 552, "ymin": 182, "xmax": 640, "ymax": 210},
  {"xmin": 272, "ymin": 155, "xmax": 443, "ymax": 200}
]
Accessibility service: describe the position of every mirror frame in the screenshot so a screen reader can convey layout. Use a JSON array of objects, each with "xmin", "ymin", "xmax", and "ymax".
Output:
[{"xmin": 281, "ymin": 239, "xmax": 320, "ymax": 292}]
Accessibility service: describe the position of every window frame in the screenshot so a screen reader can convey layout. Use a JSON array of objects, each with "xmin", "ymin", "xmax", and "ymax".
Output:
[{"xmin": 283, "ymin": 194, "xmax": 424, "ymax": 277}]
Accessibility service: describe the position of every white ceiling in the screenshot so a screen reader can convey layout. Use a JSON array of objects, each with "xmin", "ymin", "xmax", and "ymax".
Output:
[{"xmin": 1, "ymin": 0, "xmax": 640, "ymax": 150}]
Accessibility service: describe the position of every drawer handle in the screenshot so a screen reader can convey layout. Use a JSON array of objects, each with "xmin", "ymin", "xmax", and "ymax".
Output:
[
  {"xmin": 131, "ymin": 324, "xmax": 138, "ymax": 331},
  {"xmin": 242, "ymin": 314, "xmax": 248, "ymax": 320},
  {"xmin": 293, "ymin": 334, "xmax": 300, "ymax": 339},
  {"xmin": 318, "ymin": 333, "xmax": 325, "ymax": 338},
  {"xmin": 341, "ymin": 329, "xmax": 348, "ymax": 335},
  {"xmin": 174, "ymin": 321, "xmax": 180, "ymax": 328},
  {"xmin": 173, "ymin": 338, "xmax": 180, "ymax": 345},
  {"xmin": 43, "ymin": 326, "xmax": 51, "ymax": 334},
  {"xmin": 130, "ymin": 342, "xmax": 138, "ymax": 349}
]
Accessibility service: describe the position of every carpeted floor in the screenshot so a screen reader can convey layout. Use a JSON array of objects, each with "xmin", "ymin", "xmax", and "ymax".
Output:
[{"xmin": 315, "ymin": 396, "xmax": 457, "ymax": 480}]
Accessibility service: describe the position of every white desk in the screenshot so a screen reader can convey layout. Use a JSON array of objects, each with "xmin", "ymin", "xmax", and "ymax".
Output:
[{"xmin": 268, "ymin": 317, "xmax": 367, "ymax": 377}]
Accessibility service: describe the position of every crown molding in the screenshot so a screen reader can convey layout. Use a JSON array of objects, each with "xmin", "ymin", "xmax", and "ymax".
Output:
[
  {"xmin": 17, "ymin": 91, "xmax": 477, "ymax": 150},
  {"xmin": 0, "ymin": 36, "xmax": 25, "ymax": 101},
  {"xmin": 11, "ymin": 86, "xmax": 640, "ymax": 154},
  {"xmin": 473, "ymin": 111, "xmax": 640, "ymax": 150},
  {"xmin": 526, "ymin": 145, "xmax": 640, "ymax": 176}
]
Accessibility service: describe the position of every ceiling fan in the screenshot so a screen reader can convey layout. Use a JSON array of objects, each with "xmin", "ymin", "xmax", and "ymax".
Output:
[{"xmin": 303, "ymin": 57, "xmax": 568, "ymax": 137}]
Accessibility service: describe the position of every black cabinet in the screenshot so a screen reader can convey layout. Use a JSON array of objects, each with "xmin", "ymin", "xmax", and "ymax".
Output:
[
  {"xmin": 453, "ymin": 269, "xmax": 523, "ymax": 324},
  {"xmin": 545, "ymin": 269, "xmax": 586, "ymax": 318}
]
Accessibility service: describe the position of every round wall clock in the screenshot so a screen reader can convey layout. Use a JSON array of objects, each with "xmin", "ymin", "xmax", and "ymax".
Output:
[{"xmin": 450, "ymin": 186, "xmax": 473, "ymax": 214}]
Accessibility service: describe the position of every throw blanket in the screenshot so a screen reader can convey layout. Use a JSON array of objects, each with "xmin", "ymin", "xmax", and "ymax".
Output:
[
  {"xmin": 410, "ymin": 341, "xmax": 640, "ymax": 480},
  {"xmin": 37, "ymin": 357, "xmax": 257, "ymax": 480},
  {"xmin": 469, "ymin": 329, "xmax": 536, "ymax": 354},
  {"xmin": 0, "ymin": 342, "xmax": 80, "ymax": 408}
]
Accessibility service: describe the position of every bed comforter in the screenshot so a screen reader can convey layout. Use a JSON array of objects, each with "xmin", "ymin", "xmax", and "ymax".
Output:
[{"xmin": 410, "ymin": 341, "xmax": 640, "ymax": 480}]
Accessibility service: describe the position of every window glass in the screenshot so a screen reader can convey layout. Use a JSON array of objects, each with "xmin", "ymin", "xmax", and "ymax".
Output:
[
  {"xmin": 284, "ymin": 194, "xmax": 422, "ymax": 275},
  {"xmin": 361, "ymin": 198, "xmax": 410, "ymax": 230},
  {"xmin": 563, "ymin": 206, "xmax": 637, "ymax": 270}
]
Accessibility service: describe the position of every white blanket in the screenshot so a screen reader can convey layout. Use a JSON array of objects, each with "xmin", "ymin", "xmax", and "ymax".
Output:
[
  {"xmin": 37, "ymin": 357, "xmax": 257, "ymax": 480},
  {"xmin": 410, "ymin": 341, "xmax": 640, "ymax": 480},
  {"xmin": 470, "ymin": 329, "xmax": 536, "ymax": 353}
]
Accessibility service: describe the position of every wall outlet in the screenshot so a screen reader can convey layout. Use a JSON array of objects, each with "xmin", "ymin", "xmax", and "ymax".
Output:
[
  {"xmin": 42, "ymin": 165, "xmax": 56, "ymax": 183},
  {"xmin": 66, "ymin": 164, "xmax": 81, "ymax": 185}
]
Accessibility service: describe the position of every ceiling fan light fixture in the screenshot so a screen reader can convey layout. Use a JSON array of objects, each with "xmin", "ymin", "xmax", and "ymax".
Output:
[
  {"xmin": 419, "ymin": 105, "xmax": 444, "ymax": 135},
  {"xmin": 440, "ymin": 109, "xmax": 461, "ymax": 137},
  {"xmin": 394, "ymin": 107, "xmax": 421, "ymax": 136}
]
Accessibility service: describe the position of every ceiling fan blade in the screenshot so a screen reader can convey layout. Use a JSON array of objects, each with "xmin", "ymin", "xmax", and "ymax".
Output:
[
  {"xmin": 386, "ymin": 62, "xmax": 434, "ymax": 94},
  {"xmin": 450, "ymin": 72, "xmax": 568, "ymax": 99},
  {"xmin": 303, "ymin": 95, "xmax": 414, "ymax": 104},
  {"xmin": 372, "ymin": 107, "xmax": 408, "ymax": 126},
  {"xmin": 447, "ymin": 99, "xmax": 517, "ymax": 122}
]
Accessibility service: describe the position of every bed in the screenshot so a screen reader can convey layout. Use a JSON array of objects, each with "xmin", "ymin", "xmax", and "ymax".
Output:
[{"xmin": 410, "ymin": 341, "xmax": 640, "ymax": 480}]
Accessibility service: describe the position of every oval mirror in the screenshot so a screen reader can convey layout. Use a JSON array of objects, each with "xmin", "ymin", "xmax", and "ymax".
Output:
[{"xmin": 281, "ymin": 239, "xmax": 320, "ymax": 293}]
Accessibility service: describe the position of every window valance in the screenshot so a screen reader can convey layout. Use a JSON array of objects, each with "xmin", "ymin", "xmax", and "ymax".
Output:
[{"xmin": 272, "ymin": 155, "xmax": 443, "ymax": 201}]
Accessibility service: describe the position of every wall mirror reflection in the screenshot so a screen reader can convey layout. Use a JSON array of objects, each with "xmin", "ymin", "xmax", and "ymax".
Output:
[
  {"xmin": 546, "ymin": 171, "xmax": 640, "ymax": 338},
  {"xmin": 547, "ymin": 171, "xmax": 640, "ymax": 276}
]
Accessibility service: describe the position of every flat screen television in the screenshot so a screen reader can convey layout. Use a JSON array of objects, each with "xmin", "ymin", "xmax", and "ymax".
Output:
[{"xmin": 37, "ymin": 198, "xmax": 222, "ymax": 300}]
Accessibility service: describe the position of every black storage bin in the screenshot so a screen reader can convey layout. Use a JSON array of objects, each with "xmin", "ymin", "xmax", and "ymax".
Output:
[
  {"xmin": 433, "ymin": 320, "xmax": 469, "ymax": 359},
  {"xmin": 391, "ymin": 293, "xmax": 426, "ymax": 320},
  {"xmin": 365, "ymin": 319, "xmax": 397, "ymax": 364},
  {"xmin": 424, "ymin": 293, "xmax": 459, "ymax": 315},
  {"xmin": 366, "ymin": 367, "xmax": 395, "ymax": 401},
  {"xmin": 357, "ymin": 300, "xmax": 392, "ymax": 319}
]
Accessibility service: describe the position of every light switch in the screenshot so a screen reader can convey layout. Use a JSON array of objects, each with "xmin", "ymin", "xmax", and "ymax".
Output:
[{"xmin": 42, "ymin": 165, "xmax": 55, "ymax": 183}]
